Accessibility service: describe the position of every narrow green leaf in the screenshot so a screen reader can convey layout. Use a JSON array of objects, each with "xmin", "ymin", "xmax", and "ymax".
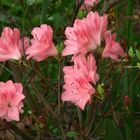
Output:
[
  {"xmin": 137, "ymin": 63, "xmax": 140, "ymax": 69},
  {"xmin": 67, "ymin": 131, "xmax": 78, "ymax": 138},
  {"xmin": 136, "ymin": 49, "xmax": 140, "ymax": 61},
  {"xmin": 128, "ymin": 47, "xmax": 134, "ymax": 58}
]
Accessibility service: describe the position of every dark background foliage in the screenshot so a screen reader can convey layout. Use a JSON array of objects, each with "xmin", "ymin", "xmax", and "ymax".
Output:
[{"xmin": 0, "ymin": 0, "xmax": 140, "ymax": 140}]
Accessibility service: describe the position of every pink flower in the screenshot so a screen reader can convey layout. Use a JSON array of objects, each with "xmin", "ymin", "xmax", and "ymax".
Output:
[
  {"xmin": 63, "ymin": 12, "xmax": 107, "ymax": 57},
  {"xmin": 0, "ymin": 80, "xmax": 25, "ymax": 121},
  {"xmin": 81, "ymin": 0, "xmax": 99, "ymax": 10},
  {"xmin": 102, "ymin": 31, "xmax": 125, "ymax": 61},
  {"xmin": 0, "ymin": 27, "xmax": 28, "ymax": 62},
  {"xmin": 61, "ymin": 66, "xmax": 95, "ymax": 110},
  {"xmin": 26, "ymin": 24, "xmax": 58, "ymax": 61},
  {"xmin": 73, "ymin": 54, "xmax": 99, "ymax": 84}
]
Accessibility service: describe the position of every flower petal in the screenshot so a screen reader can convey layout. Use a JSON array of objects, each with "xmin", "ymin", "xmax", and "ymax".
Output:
[{"xmin": 8, "ymin": 106, "xmax": 19, "ymax": 121}]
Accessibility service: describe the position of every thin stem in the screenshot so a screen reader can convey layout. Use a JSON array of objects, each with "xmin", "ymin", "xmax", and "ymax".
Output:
[
  {"xmin": 58, "ymin": 60, "xmax": 61, "ymax": 110},
  {"xmin": 101, "ymin": 0, "xmax": 122, "ymax": 14},
  {"xmin": 105, "ymin": 71, "xmax": 140, "ymax": 117},
  {"xmin": 90, "ymin": 119, "xmax": 104, "ymax": 136},
  {"xmin": 21, "ymin": 2, "xmax": 28, "ymax": 62},
  {"xmin": 77, "ymin": 108, "xmax": 82, "ymax": 128},
  {"xmin": 126, "ymin": 0, "xmax": 134, "ymax": 43},
  {"xmin": 57, "ymin": 58, "xmax": 67, "ymax": 139},
  {"xmin": 85, "ymin": 98, "xmax": 97, "ymax": 136},
  {"xmin": 0, "ymin": 62, "xmax": 13, "ymax": 75},
  {"xmin": 70, "ymin": 0, "xmax": 84, "ymax": 26},
  {"xmin": 8, "ymin": 61, "xmax": 23, "ymax": 82},
  {"xmin": 29, "ymin": 80, "xmax": 59, "ymax": 120},
  {"xmin": 9, "ymin": 61, "xmax": 41, "ymax": 115},
  {"xmin": 2, "ymin": 122, "xmax": 35, "ymax": 140}
]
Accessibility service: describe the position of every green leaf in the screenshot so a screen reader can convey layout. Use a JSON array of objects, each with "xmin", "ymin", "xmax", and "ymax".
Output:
[
  {"xmin": 26, "ymin": 0, "xmax": 41, "ymax": 6},
  {"xmin": 136, "ymin": 49, "xmax": 140, "ymax": 61},
  {"xmin": 97, "ymin": 84, "xmax": 105, "ymax": 100},
  {"xmin": 78, "ymin": 10, "xmax": 86, "ymax": 19},
  {"xmin": 52, "ymin": 128, "xmax": 59, "ymax": 134},
  {"xmin": 57, "ymin": 42, "xmax": 64, "ymax": 54},
  {"xmin": 124, "ymin": 123, "xmax": 131, "ymax": 140},
  {"xmin": 0, "ymin": 14, "xmax": 10, "ymax": 23},
  {"xmin": 67, "ymin": 131, "xmax": 78, "ymax": 138},
  {"xmin": 1, "ymin": 0, "xmax": 13, "ymax": 7},
  {"xmin": 137, "ymin": 63, "xmax": 140, "ymax": 69},
  {"xmin": 128, "ymin": 47, "xmax": 134, "ymax": 58}
]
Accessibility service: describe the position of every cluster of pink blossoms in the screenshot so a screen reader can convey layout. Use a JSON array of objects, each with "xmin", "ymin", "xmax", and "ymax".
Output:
[
  {"xmin": 62, "ymin": 54, "xmax": 99, "ymax": 110},
  {"xmin": 61, "ymin": 11, "xmax": 125, "ymax": 110},
  {"xmin": 0, "ymin": 10, "xmax": 125, "ymax": 118},
  {"xmin": 0, "ymin": 24, "xmax": 57, "ymax": 121},
  {"xmin": 0, "ymin": 24, "xmax": 58, "ymax": 62},
  {"xmin": 0, "ymin": 81, "xmax": 25, "ymax": 121}
]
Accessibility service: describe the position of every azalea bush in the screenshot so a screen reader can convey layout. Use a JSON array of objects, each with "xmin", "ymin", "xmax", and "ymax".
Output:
[{"xmin": 0, "ymin": 0, "xmax": 140, "ymax": 140}]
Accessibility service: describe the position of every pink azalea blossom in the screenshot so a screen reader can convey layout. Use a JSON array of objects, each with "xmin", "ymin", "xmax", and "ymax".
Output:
[
  {"xmin": 102, "ymin": 31, "xmax": 125, "ymax": 61},
  {"xmin": 0, "ymin": 80, "xmax": 25, "ymax": 121},
  {"xmin": 80, "ymin": 0, "xmax": 99, "ymax": 11},
  {"xmin": 61, "ymin": 66, "xmax": 95, "ymax": 110},
  {"xmin": 63, "ymin": 12, "xmax": 107, "ymax": 57},
  {"xmin": 0, "ymin": 27, "xmax": 28, "ymax": 62},
  {"xmin": 26, "ymin": 24, "xmax": 58, "ymax": 61},
  {"xmin": 73, "ymin": 54, "xmax": 99, "ymax": 84}
]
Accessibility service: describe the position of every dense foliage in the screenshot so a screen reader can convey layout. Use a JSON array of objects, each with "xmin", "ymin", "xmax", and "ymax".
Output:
[{"xmin": 0, "ymin": 0, "xmax": 140, "ymax": 140}]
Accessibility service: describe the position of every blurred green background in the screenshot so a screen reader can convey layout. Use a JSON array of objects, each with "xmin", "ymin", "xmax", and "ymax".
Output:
[{"xmin": 0, "ymin": 0, "xmax": 140, "ymax": 140}]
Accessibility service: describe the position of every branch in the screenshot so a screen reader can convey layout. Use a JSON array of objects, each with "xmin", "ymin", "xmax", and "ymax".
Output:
[
  {"xmin": 105, "ymin": 71, "xmax": 140, "ymax": 117},
  {"xmin": 70, "ymin": 0, "xmax": 84, "ymax": 26},
  {"xmin": 1, "ymin": 121, "xmax": 35, "ymax": 140},
  {"xmin": 102, "ymin": 0, "xmax": 122, "ymax": 14},
  {"xmin": 9, "ymin": 61, "xmax": 41, "ymax": 115}
]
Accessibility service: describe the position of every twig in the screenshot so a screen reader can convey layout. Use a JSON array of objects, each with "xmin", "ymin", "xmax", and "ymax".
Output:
[
  {"xmin": 77, "ymin": 108, "xmax": 82, "ymax": 128},
  {"xmin": 105, "ymin": 71, "xmax": 140, "ymax": 117},
  {"xmin": 70, "ymin": 0, "xmax": 84, "ymax": 26},
  {"xmin": 57, "ymin": 58, "xmax": 67, "ymax": 139},
  {"xmin": 85, "ymin": 99, "xmax": 98, "ymax": 136},
  {"xmin": 2, "ymin": 121, "xmax": 35, "ymax": 140},
  {"xmin": 8, "ymin": 61, "xmax": 41, "ymax": 115},
  {"xmin": 58, "ymin": 60, "xmax": 62, "ymax": 111},
  {"xmin": 0, "ymin": 62, "xmax": 13, "ymax": 75},
  {"xmin": 101, "ymin": 0, "xmax": 122, "ymax": 14}
]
